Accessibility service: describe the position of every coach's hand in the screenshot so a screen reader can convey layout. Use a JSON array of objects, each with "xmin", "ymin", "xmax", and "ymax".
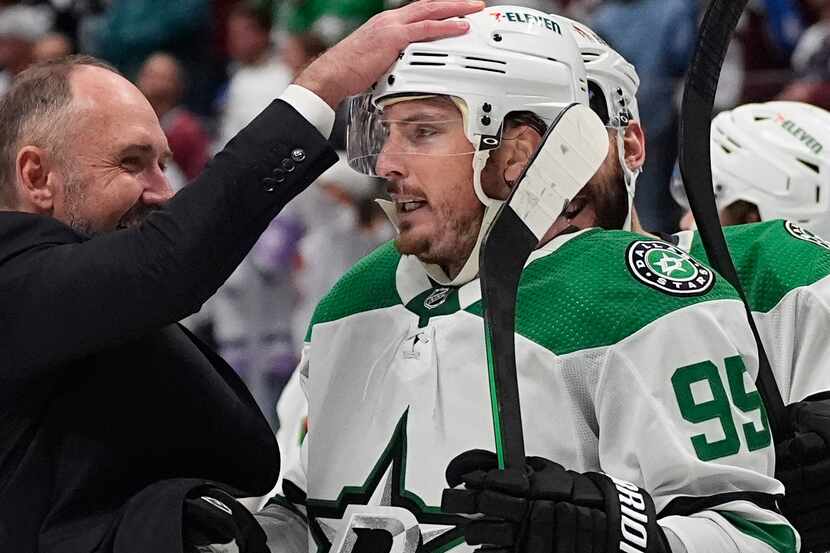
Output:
[
  {"xmin": 295, "ymin": 0, "xmax": 483, "ymax": 108},
  {"xmin": 441, "ymin": 450, "xmax": 671, "ymax": 553},
  {"xmin": 776, "ymin": 399, "xmax": 830, "ymax": 552}
]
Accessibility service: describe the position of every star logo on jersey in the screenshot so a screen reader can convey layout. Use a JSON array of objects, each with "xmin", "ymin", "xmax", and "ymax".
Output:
[
  {"xmin": 785, "ymin": 221, "xmax": 830, "ymax": 251},
  {"xmin": 626, "ymin": 240, "xmax": 715, "ymax": 296},
  {"xmin": 307, "ymin": 411, "xmax": 466, "ymax": 553}
]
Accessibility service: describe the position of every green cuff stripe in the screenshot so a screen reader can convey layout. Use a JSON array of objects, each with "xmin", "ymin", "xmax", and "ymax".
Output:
[{"xmin": 717, "ymin": 511, "xmax": 797, "ymax": 553}]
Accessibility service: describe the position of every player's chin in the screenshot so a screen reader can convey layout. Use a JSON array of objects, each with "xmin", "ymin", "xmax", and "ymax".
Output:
[{"xmin": 394, "ymin": 226, "xmax": 432, "ymax": 257}]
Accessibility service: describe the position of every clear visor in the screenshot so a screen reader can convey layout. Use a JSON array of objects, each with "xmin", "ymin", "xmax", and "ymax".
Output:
[{"xmin": 346, "ymin": 93, "xmax": 501, "ymax": 176}]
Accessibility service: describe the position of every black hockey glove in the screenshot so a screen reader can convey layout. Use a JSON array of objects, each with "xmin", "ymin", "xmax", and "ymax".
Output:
[
  {"xmin": 441, "ymin": 450, "xmax": 670, "ymax": 553},
  {"xmin": 183, "ymin": 487, "xmax": 269, "ymax": 553},
  {"xmin": 776, "ymin": 398, "xmax": 830, "ymax": 553}
]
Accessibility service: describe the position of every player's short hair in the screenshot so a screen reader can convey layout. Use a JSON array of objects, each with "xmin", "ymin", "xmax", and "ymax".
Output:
[{"xmin": 0, "ymin": 54, "xmax": 119, "ymax": 208}]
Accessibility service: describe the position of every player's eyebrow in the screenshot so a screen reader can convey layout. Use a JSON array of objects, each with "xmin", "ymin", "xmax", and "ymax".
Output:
[{"xmin": 382, "ymin": 112, "xmax": 458, "ymax": 124}]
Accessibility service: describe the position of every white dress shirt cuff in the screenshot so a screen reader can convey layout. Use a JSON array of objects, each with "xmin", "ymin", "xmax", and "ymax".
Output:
[{"xmin": 279, "ymin": 84, "xmax": 336, "ymax": 139}]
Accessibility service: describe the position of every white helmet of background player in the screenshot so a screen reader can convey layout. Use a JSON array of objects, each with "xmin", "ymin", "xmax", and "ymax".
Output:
[
  {"xmin": 560, "ymin": 16, "xmax": 641, "ymax": 230},
  {"xmin": 347, "ymin": 5, "xmax": 590, "ymax": 285},
  {"xmin": 674, "ymin": 101, "xmax": 830, "ymax": 236}
]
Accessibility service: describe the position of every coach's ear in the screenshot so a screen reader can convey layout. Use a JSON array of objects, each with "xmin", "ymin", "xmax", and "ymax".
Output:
[
  {"xmin": 623, "ymin": 121, "xmax": 645, "ymax": 172},
  {"xmin": 481, "ymin": 123, "xmax": 543, "ymax": 201},
  {"xmin": 16, "ymin": 146, "xmax": 56, "ymax": 213}
]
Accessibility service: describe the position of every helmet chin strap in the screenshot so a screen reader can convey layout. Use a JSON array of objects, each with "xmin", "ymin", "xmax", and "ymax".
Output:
[
  {"xmin": 377, "ymin": 139, "xmax": 504, "ymax": 287},
  {"xmin": 614, "ymin": 126, "xmax": 640, "ymax": 231}
]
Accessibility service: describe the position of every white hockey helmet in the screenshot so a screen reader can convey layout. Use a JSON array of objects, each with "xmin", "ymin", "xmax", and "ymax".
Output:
[
  {"xmin": 562, "ymin": 17, "xmax": 640, "ymax": 128},
  {"xmin": 346, "ymin": 5, "xmax": 591, "ymax": 285},
  {"xmin": 558, "ymin": 16, "xmax": 641, "ymax": 229},
  {"xmin": 347, "ymin": 5, "xmax": 589, "ymax": 191},
  {"xmin": 710, "ymin": 101, "xmax": 830, "ymax": 236}
]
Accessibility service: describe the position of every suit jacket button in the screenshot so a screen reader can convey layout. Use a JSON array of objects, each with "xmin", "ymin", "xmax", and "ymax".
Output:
[
  {"xmin": 272, "ymin": 168, "xmax": 286, "ymax": 183},
  {"xmin": 291, "ymin": 148, "xmax": 306, "ymax": 162},
  {"xmin": 281, "ymin": 159, "xmax": 295, "ymax": 173},
  {"xmin": 263, "ymin": 177, "xmax": 278, "ymax": 192}
]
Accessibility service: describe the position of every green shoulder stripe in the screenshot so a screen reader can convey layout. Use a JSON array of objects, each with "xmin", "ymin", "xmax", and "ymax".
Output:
[
  {"xmin": 466, "ymin": 230, "xmax": 740, "ymax": 356},
  {"xmin": 305, "ymin": 241, "xmax": 402, "ymax": 341},
  {"xmin": 689, "ymin": 220, "xmax": 830, "ymax": 313},
  {"xmin": 717, "ymin": 511, "xmax": 797, "ymax": 553}
]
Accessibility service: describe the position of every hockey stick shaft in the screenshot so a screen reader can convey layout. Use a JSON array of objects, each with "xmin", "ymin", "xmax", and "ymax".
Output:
[
  {"xmin": 680, "ymin": 0, "xmax": 791, "ymax": 439},
  {"xmin": 480, "ymin": 104, "xmax": 608, "ymax": 469}
]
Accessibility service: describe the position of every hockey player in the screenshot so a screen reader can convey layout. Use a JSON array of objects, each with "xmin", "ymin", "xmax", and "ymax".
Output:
[
  {"xmin": 258, "ymin": 7, "xmax": 797, "ymax": 553},
  {"xmin": 659, "ymin": 101, "xmax": 830, "ymax": 551}
]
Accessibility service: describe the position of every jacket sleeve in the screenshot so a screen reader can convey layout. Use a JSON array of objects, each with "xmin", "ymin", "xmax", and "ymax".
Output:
[
  {"xmin": 596, "ymin": 299, "xmax": 799, "ymax": 553},
  {"xmin": 0, "ymin": 99, "xmax": 338, "ymax": 378}
]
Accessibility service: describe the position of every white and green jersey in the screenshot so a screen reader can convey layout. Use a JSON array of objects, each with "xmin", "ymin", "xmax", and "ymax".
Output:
[
  {"xmin": 263, "ymin": 228, "xmax": 797, "ymax": 553},
  {"xmin": 674, "ymin": 220, "xmax": 830, "ymax": 404}
]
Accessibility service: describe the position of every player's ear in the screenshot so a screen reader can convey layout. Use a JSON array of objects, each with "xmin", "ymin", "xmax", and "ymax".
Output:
[
  {"xmin": 503, "ymin": 124, "xmax": 542, "ymax": 184},
  {"xmin": 622, "ymin": 121, "xmax": 645, "ymax": 172},
  {"xmin": 16, "ymin": 146, "xmax": 56, "ymax": 213},
  {"xmin": 481, "ymin": 124, "xmax": 543, "ymax": 200}
]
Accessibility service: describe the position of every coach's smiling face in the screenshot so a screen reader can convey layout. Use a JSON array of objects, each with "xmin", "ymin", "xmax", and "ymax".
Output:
[{"xmin": 16, "ymin": 64, "xmax": 174, "ymax": 234}]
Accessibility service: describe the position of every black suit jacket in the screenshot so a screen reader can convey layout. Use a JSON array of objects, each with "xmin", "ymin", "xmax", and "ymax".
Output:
[{"xmin": 0, "ymin": 100, "xmax": 338, "ymax": 552}]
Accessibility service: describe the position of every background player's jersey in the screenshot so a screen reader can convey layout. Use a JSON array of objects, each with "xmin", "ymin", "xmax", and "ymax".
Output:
[
  {"xmin": 266, "ymin": 228, "xmax": 796, "ymax": 553},
  {"xmin": 675, "ymin": 220, "xmax": 830, "ymax": 403}
]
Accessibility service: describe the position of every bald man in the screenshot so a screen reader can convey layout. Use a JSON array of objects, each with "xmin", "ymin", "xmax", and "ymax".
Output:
[{"xmin": 0, "ymin": 3, "xmax": 483, "ymax": 552}]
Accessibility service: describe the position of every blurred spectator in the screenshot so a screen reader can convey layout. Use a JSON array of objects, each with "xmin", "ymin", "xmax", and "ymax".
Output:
[
  {"xmin": 290, "ymin": 155, "xmax": 393, "ymax": 351},
  {"xmin": 211, "ymin": 210, "xmax": 305, "ymax": 430},
  {"xmin": 0, "ymin": 4, "xmax": 52, "ymax": 94},
  {"xmin": 762, "ymin": 0, "xmax": 807, "ymax": 54},
  {"xmin": 591, "ymin": 0, "xmax": 697, "ymax": 234},
  {"xmin": 217, "ymin": 2, "xmax": 292, "ymax": 148},
  {"xmin": 33, "ymin": 31, "xmax": 72, "ymax": 62},
  {"xmin": 279, "ymin": 31, "xmax": 327, "ymax": 78},
  {"xmin": 780, "ymin": 0, "xmax": 830, "ymax": 108},
  {"xmin": 94, "ymin": 0, "xmax": 218, "ymax": 115},
  {"xmin": 137, "ymin": 52, "xmax": 210, "ymax": 181},
  {"xmin": 279, "ymin": 0, "xmax": 385, "ymax": 47}
]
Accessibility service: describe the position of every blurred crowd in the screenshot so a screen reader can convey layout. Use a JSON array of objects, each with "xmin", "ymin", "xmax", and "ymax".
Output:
[{"xmin": 2, "ymin": 0, "xmax": 829, "ymax": 427}]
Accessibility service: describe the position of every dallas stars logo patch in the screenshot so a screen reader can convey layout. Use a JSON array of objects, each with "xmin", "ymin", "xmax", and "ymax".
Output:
[
  {"xmin": 306, "ymin": 411, "xmax": 466, "ymax": 553},
  {"xmin": 626, "ymin": 240, "xmax": 715, "ymax": 296},
  {"xmin": 785, "ymin": 221, "xmax": 830, "ymax": 251}
]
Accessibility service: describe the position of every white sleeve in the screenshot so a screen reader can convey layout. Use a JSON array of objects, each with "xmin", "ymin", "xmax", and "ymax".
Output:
[
  {"xmin": 279, "ymin": 344, "xmax": 311, "ymax": 500},
  {"xmin": 275, "ymin": 366, "xmax": 310, "ymax": 478},
  {"xmin": 755, "ymin": 274, "xmax": 830, "ymax": 403},
  {"xmin": 256, "ymin": 347, "xmax": 311, "ymax": 553},
  {"xmin": 278, "ymin": 85, "xmax": 336, "ymax": 139},
  {"xmin": 596, "ymin": 300, "xmax": 798, "ymax": 553}
]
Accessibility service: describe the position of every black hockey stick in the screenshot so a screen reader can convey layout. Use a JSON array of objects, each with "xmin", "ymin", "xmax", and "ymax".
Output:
[
  {"xmin": 679, "ymin": 0, "xmax": 791, "ymax": 439},
  {"xmin": 479, "ymin": 103, "xmax": 608, "ymax": 469}
]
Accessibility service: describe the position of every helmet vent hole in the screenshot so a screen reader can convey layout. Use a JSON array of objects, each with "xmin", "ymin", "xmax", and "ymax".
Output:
[
  {"xmin": 410, "ymin": 61, "xmax": 447, "ymax": 67},
  {"xmin": 725, "ymin": 136, "xmax": 742, "ymax": 149},
  {"xmin": 720, "ymin": 144, "xmax": 733, "ymax": 154},
  {"xmin": 463, "ymin": 65, "xmax": 506, "ymax": 74},
  {"xmin": 754, "ymin": 116, "xmax": 771, "ymax": 122},
  {"xmin": 798, "ymin": 158, "xmax": 820, "ymax": 174},
  {"xmin": 817, "ymin": 186, "xmax": 821, "ymax": 204},
  {"xmin": 465, "ymin": 56, "xmax": 506, "ymax": 65},
  {"xmin": 412, "ymin": 52, "xmax": 449, "ymax": 58}
]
